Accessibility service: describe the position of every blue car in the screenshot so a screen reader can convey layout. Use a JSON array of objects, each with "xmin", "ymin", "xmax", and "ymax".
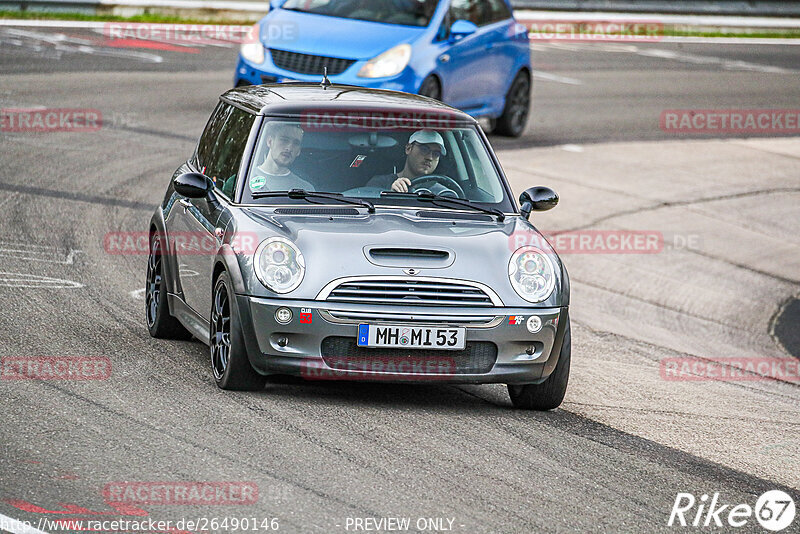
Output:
[{"xmin": 235, "ymin": 0, "xmax": 532, "ymax": 137}]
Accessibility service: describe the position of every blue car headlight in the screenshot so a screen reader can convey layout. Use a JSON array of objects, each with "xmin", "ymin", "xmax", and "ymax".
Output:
[
  {"xmin": 254, "ymin": 237, "xmax": 305, "ymax": 293},
  {"xmin": 508, "ymin": 247, "xmax": 556, "ymax": 303},
  {"xmin": 358, "ymin": 44, "xmax": 411, "ymax": 78},
  {"xmin": 240, "ymin": 23, "xmax": 265, "ymax": 64}
]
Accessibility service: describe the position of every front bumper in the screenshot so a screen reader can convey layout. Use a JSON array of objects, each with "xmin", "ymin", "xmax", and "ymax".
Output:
[
  {"xmin": 234, "ymin": 55, "xmax": 420, "ymax": 92},
  {"xmin": 237, "ymin": 295, "xmax": 568, "ymax": 385}
]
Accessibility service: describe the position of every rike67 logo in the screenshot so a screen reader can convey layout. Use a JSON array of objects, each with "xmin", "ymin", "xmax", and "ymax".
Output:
[{"xmin": 669, "ymin": 490, "xmax": 796, "ymax": 531}]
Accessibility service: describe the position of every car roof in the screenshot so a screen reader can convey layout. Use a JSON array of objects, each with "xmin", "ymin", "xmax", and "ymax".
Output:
[{"xmin": 220, "ymin": 83, "xmax": 477, "ymax": 124}]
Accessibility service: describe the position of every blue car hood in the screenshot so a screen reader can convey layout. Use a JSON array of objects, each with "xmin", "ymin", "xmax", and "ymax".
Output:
[{"xmin": 262, "ymin": 9, "xmax": 426, "ymax": 60}]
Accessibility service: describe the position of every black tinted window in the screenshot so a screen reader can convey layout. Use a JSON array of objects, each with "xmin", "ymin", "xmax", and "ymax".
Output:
[
  {"xmin": 206, "ymin": 106, "xmax": 255, "ymax": 198},
  {"xmin": 196, "ymin": 103, "xmax": 255, "ymax": 198},
  {"xmin": 449, "ymin": 0, "xmax": 492, "ymax": 27},
  {"xmin": 488, "ymin": 0, "xmax": 512, "ymax": 23},
  {"xmin": 195, "ymin": 102, "xmax": 227, "ymax": 172},
  {"xmin": 282, "ymin": 0, "xmax": 439, "ymax": 28}
]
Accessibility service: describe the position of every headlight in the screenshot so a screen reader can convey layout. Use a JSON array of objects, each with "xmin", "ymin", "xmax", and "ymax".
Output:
[
  {"xmin": 240, "ymin": 23, "xmax": 265, "ymax": 64},
  {"xmin": 358, "ymin": 44, "xmax": 411, "ymax": 78},
  {"xmin": 508, "ymin": 247, "xmax": 556, "ymax": 303},
  {"xmin": 254, "ymin": 237, "xmax": 305, "ymax": 294}
]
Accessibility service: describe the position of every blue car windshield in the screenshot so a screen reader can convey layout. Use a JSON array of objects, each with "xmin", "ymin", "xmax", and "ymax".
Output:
[
  {"xmin": 240, "ymin": 116, "xmax": 510, "ymax": 209},
  {"xmin": 281, "ymin": 0, "xmax": 440, "ymax": 27}
]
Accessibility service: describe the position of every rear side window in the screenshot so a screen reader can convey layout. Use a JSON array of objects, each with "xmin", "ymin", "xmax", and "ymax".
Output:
[
  {"xmin": 449, "ymin": 0, "xmax": 492, "ymax": 27},
  {"xmin": 195, "ymin": 102, "xmax": 227, "ymax": 173},
  {"xmin": 195, "ymin": 104, "xmax": 255, "ymax": 199},
  {"xmin": 488, "ymin": 0, "xmax": 512, "ymax": 23}
]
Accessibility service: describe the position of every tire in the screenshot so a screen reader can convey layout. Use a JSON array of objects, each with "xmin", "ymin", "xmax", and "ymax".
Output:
[
  {"xmin": 210, "ymin": 272, "xmax": 266, "ymax": 391},
  {"xmin": 494, "ymin": 71, "xmax": 531, "ymax": 138},
  {"xmin": 419, "ymin": 75, "xmax": 442, "ymax": 101},
  {"xmin": 508, "ymin": 320, "xmax": 570, "ymax": 410},
  {"xmin": 146, "ymin": 233, "xmax": 192, "ymax": 340}
]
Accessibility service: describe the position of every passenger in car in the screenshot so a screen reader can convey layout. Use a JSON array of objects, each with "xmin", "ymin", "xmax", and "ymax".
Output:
[
  {"xmin": 250, "ymin": 122, "xmax": 315, "ymax": 192},
  {"xmin": 367, "ymin": 130, "xmax": 446, "ymax": 192}
]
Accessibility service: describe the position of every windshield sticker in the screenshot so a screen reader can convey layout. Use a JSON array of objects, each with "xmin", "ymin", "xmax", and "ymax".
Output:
[
  {"xmin": 350, "ymin": 155, "xmax": 367, "ymax": 168},
  {"xmin": 249, "ymin": 175, "xmax": 267, "ymax": 191}
]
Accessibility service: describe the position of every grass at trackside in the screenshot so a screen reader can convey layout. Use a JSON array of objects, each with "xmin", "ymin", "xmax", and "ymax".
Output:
[
  {"xmin": 0, "ymin": 10, "xmax": 259, "ymax": 25},
  {"xmin": 2, "ymin": 10, "xmax": 800, "ymax": 39}
]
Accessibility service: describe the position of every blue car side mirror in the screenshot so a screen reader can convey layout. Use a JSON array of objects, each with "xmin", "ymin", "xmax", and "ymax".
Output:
[
  {"xmin": 269, "ymin": 0, "xmax": 285, "ymax": 9},
  {"xmin": 450, "ymin": 20, "xmax": 478, "ymax": 41}
]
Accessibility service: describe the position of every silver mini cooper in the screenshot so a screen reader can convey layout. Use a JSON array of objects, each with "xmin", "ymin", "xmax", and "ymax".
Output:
[{"xmin": 147, "ymin": 83, "xmax": 570, "ymax": 410}]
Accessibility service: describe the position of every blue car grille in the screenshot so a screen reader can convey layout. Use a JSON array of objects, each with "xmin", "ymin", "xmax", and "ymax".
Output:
[
  {"xmin": 269, "ymin": 48, "xmax": 356, "ymax": 76},
  {"xmin": 320, "ymin": 337, "xmax": 498, "ymax": 375}
]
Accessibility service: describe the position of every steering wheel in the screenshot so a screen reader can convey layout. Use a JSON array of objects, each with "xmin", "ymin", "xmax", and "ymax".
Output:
[{"xmin": 409, "ymin": 174, "xmax": 465, "ymax": 199}]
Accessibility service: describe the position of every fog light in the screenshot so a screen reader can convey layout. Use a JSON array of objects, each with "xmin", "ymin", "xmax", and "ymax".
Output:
[
  {"xmin": 275, "ymin": 307, "xmax": 292, "ymax": 324},
  {"xmin": 527, "ymin": 315, "xmax": 542, "ymax": 333}
]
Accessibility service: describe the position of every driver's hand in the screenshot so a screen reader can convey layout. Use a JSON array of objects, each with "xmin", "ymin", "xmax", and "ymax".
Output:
[{"xmin": 391, "ymin": 177, "xmax": 411, "ymax": 193}]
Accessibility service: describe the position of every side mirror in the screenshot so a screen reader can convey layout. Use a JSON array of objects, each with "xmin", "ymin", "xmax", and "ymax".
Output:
[
  {"xmin": 269, "ymin": 0, "xmax": 285, "ymax": 9},
  {"xmin": 174, "ymin": 172, "xmax": 212, "ymax": 199},
  {"xmin": 519, "ymin": 186, "xmax": 558, "ymax": 220},
  {"xmin": 450, "ymin": 20, "xmax": 478, "ymax": 41}
]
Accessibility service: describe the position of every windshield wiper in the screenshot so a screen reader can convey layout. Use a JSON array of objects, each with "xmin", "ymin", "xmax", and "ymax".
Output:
[
  {"xmin": 381, "ymin": 191, "xmax": 505, "ymax": 221},
  {"xmin": 252, "ymin": 189, "xmax": 375, "ymax": 213}
]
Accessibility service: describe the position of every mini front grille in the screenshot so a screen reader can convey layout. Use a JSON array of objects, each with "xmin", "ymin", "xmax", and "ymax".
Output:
[
  {"xmin": 320, "ymin": 337, "xmax": 498, "ymax": 375},
  {"xmin": 324, "ymin": 279, "xmax": 495, "ymax": 307},
  {"xmin": 269, "ymin": 48, "xmax": 356, "ymax": 76},
  {"xmin": 321, "ymin": 310, "xmax": 501, "ymax": 327}
]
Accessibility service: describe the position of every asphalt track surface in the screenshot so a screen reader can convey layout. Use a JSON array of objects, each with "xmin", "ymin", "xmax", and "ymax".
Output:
[{"xmin": 0, "ymin": 25, "xmax": 799, "ymax": 534}]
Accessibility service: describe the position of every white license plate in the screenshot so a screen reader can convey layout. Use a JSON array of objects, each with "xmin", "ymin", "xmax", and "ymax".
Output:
[{"xmin": 357, "ymin": 325, "xmax": 466, "ymax": 350}]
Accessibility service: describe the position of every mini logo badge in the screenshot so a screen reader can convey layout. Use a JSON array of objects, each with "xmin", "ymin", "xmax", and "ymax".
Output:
[
  {"xmin": 300, "ymin": 308, "xmax": 312, "ymax": 324},
  {"xmin": 403, "ymin": 268, "xmax": 421, "ymax": 276}
]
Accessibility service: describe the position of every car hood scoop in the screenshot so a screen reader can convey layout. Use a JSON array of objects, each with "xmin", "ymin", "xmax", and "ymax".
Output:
[{"xmin": 364, "ymin": 246, "xmax": 454, "ymax": 268}]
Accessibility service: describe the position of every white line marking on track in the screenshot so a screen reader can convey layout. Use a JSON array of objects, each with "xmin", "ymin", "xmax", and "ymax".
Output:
[
  {"xmin": 532, "ymin": 41, "xmax": 796, "ymax": 73},
  {"xmin": 0, "ymin": 512, "xmax": 51, "ymax": 534},
  {"xmin": 532, "ymin": 69, "xmax": 583, "ymax": 85},
  {"xmin": 0, "ymin": 272, "xmax": 84, "ymax": 289},
  {"xmin": 130, "ymin": 288, "xmax": 146, "ymax": 300},
  {"xmin": 561, "ymin": 144, "xmax": 584, "ymax": 153},
  {"xmin": 0, "ymin": 241, "xmax": 83, "ymax": 265}
]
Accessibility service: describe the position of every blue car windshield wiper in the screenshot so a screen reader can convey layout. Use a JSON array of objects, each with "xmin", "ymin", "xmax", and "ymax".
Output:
[
  {"xmin": 252, "ymin": 189, "xmax": 375, "ymax": 213},
  {"xmin": 381, "ymin": 191, "xmax": 505, "ymax": 221}
]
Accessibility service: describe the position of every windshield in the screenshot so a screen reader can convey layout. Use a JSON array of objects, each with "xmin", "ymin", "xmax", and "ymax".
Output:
[
  {"xmin": 281, "ymin": 0, "xmax": 440, "ymax": 28},
  {"xmin": 240, "ymin": 116, "xmax": 512, "ymax": 211}
]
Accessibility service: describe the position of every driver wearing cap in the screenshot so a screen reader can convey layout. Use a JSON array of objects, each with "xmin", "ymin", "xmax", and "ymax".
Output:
[{"xmin": 367, "ymin": 130, "xmax": 446, "ymax": 192}]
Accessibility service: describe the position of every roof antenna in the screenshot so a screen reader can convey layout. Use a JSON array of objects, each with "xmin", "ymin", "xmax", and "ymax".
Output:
[{"xmin": 321, "ymin": 67, "xmax": 332, "ymax": 90}]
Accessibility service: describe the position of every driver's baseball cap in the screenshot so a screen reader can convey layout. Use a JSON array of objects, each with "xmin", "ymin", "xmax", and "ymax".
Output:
[{"xmin": 409, "ymin": 130, "xmax": 446, "ymax": 156}]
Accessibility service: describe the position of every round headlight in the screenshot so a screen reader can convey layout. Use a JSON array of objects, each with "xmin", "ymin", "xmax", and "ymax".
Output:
[
  {"xmin": 254, "ymin": 237, "xmax": 305, "ymax": 294},
  {"xmin": 508, "ymin": 247, "xmax": 556, "ymax": 303}
]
